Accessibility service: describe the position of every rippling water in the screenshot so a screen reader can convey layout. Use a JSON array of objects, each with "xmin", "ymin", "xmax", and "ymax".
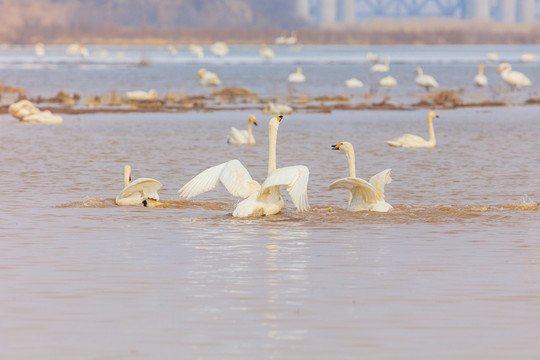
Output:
[{"xmin": 2, "ymin": 44, "xmax": 540, "ymax": 358}]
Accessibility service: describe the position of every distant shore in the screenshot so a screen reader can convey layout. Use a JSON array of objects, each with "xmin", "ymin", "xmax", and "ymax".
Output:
[{"xmin": 2, "ymin": 20, "xmax": 540, "ymax": 45}]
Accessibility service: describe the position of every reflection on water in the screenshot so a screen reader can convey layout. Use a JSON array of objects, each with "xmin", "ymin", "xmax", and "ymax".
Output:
[{"xmin": 1, "ymin": 107, "xmax": 540, "ymax": 359}]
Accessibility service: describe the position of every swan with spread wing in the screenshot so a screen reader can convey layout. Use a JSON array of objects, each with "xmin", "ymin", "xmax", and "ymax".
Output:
[
  {"xmin": 329, "ymin": 142, "xmax": 392, "ymax": 212},
  {"xmin": 179, "ymin": 115, "xmax": 310, "ymax": 217}
]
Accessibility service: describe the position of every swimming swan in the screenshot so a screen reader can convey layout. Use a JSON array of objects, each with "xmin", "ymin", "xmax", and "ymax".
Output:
[
  {"xmin": 288, "ymin": 67, "xmax": 306, "ymax": 83},
  {"xmin": 520, "ymin": 53, "xmax": 536, "ymax": 63},
  {"xmin": 366, "ymin": 52, "xmax": 380, "ymax": 64},
  {"xmin": 370, "ymin": 56, "xmax": 390, "ymax": 72},
  {"xmin": 474, "ymin": 63, "xmax": 488, "ymax": 87},
  {"xmin": 263, "ymin": 102, "xmax": 293, "ymax": 115},
  {"xmin": 415, "ymin": 67, "xmax": 439, "ymax": 91},
  {"xmin": 497, "ymin": 62, "xmax": 531, "ymax": 89},
  {"xmin": 386, "ymin": 111, "xmax": 439, "ymax": 148},
  {"xmin": 379, "ymin": 75, "xmax": 397, "ymax": 87},
  {"xmin": 198, "ymin": 68, "xmax": 221, "ymax": 87},
  {"xmin": 179, "ymin": 115, "xmax": 310, "ymax": 217},
  {"xmin": 329, "ymin": 142, "xmax": 392, "ymax": 212},
  {"xmin": 260, "ymin": 44, "xmax": 275, "ymax": 59},
  {"xmin": 189, "ymin": 44, "xmax": 204, "ymax": 58},
  {"xmin": 210, "ymin": 41, "xmax": 229, "ymax": 57},
  {"xmin": 227, "ymin": 115, "xmax": 258, "ymax": 145},
  {"xmin": 115, "ymin": 165, "xmax": 162, "ymax": 207},
  {"xmin": 345, "ymin": 78, "xmax": 364, "ymax": 88}
]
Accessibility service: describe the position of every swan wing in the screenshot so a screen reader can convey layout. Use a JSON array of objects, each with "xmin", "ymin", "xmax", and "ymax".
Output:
[
  {"xmin": 329, "ymin": 177, "xmax": 378, "ymax": 207},
  {"xmin": 227, "ymin": 127, "xmax": 247, "ymax": 144},
  {"xmin": 386, "ymin": 134, "xmax": 427, "ymax": 147},
  {"xmin": 509, "ymin": 71, "xmax": 531, "ymax": 86},
  {"xmin": 259, "ymin": 165, "xmax": 310, "ymax": 212},
  {"xmin": 118, "ymin": 178, "xmax": 162, "ymax": 200},
  {"xmin": 178, "ymin": 159, "xmax": 260, "ymax": 200},
  {"xmin": 369, "ymin": 169, "xmax": 392, "ymax": 200}
]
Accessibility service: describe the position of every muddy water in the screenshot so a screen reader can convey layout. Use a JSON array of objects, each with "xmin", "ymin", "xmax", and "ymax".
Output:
[{"xmin": 1, "ymin": 107, "xmax": 540, "ymax": 359}]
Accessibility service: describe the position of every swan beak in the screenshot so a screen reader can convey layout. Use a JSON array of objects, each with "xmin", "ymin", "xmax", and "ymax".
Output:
[
  {"xmin": 497, "ymin": 66, "xmax": 502, "ymax": 73},
  {"xmin": 331, "ymin": 143, "xmax": 342, "ymax": 150},
  {"xmin": 253, "ymin": 121, "xmax": 258, "ymax": 126},
  {"xmin": 277, "ymin": 115, "xmax": 283, "ymax": 122},
  {"xmin": 434, "ymin": 113, "xmax": 439, "ymax": 118}
]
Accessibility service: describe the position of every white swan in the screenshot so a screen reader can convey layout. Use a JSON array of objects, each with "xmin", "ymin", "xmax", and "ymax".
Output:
[
  {"xmin": 415, "ymin": 67, "xmax": 439, "ymax": 91},
  {"xmin": 189, "ymin": 44, "xmax": 204, "ymax": 58},
  {"xmin": 198, "ymin": 68, "xmax": 221, "ymax": 87},
  {"xmin": 275, "ymin": 32, "xmax": 287, "ymax": 45},
  {"xmin": 167, "ymin": 45, "xmax": 178, "ymax": 55},
  {"xmin": 288, "ymin": 67, "xmax": 306, "ymax": 83},
  {"xmin": 329, "ymin": 142, "xmax": 392, "ymax": 212},
  {"xmin": 125, "ymin": 89, "xmax": 158, "ymax": 101},
  {"xmin": 386, "ymin": 111, "xmax": 438, "ymax": 148},
  {"xmin": 379, "ymin": 75, "xmax": 397, "ymax": 87},
  {"xmin": 370, "ymin": 56, "xmax": 390, "ymax": 72},
  {"xmin": 115, "ymin": 165, "xmax": 162, "ymax": 207},
  {"xmin": 179, "ymin": 115, "xmax": 310, "ymax": 217},
  {"xmin": 284, "ymin": 31, "xmax": 298, "ymax": 45},
  {"xmin": 487, "ymin": 52, "xmax": 498, "ymax": 62},
  {"xmin": 474, "ymin": 63, "xmax": 488, "ymax": 87},
  {"xmin": 260, "ymin": 44, "xmax": 275, "ymax": 59},
  {"xmin": 520, "ymin": 53, "xmax": 536, "ymax": 63},
  {"xmin": 497, "ymin": 62, "xmax": 531, "ymax": 89},
  {"xmin": 8, "ymin": 100, "xmax": 62, "ymax": 124},
  {"xmin": 227, "ymin": 115, "xmax": 258, "ymax": 145},
  {"xmin": 366, "ymin": 52, "xmax": 380, "ymax": 64},
  {"xmin": 34, "ymin": 43, "xmax": 45, "ymax": 58},
  {"xmin": 345, "ymin": 78, "xmax": 364, "ymax": 88},
  {"xmin": 263, "ymin": 102, "xmax": 293, "ymax": 115},
  {"xmin": 210, "ymin": 41, "xmax": 229, "ymax": 57}
]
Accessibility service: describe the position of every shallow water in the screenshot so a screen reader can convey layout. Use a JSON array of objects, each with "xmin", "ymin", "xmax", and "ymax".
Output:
[{"xmin": 1, "ymin": 106, "xmax": 540, "ymax": 359}]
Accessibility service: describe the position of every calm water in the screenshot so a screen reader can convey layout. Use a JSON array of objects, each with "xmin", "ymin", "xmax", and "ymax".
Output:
[{"xmin": 1, "ymin": 104, "xmax": 540, "ymax": 359}]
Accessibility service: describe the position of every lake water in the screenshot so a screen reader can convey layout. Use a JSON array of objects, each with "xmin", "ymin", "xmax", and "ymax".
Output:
[{"xmin": 1, "ymin": 45, "xmax": 540, "ymax": 359}]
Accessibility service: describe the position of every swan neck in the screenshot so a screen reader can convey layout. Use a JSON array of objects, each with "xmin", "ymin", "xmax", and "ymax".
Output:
[
  {"xmin": 268, "ymin": 124, "xmax": 277, "ymax": 175},
  {"xmin": 345, "ymin": 148, "xmax": 356, "ymax": 178},
  {"xmin": 123, "ymin": 165, "xmax": 131, "ymax": 188},
  {"xmin": 428, "ymin": 115, "xmax": 436, "ymax": 144},
  {"xmin": 247, "ymin": 121, "xmax": 255, "ymax": 144}
]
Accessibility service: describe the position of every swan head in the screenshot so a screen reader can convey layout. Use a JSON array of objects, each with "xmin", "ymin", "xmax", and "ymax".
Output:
[
  {"xmin": 197, "ymin": 68, "xmax": 206, "ymax": 79},
  {"xmin": 269, "ymin": 115, "xmax": 283, "ymax": 129},
  {"xmin": 123, "ymin": 165, "xmax": 132, "ymax": 188},
  {"xmin": 296, "ymin": 67, "xmax": 303, "ymax": 74},
  {"xmin": 248, "ymin": 114, "xmax": 258, "ymax": 126},
  {"xmin": 262, "ymin": 102, "xmax": 274, "ymax": 115},
  {"xmin": 428, "ymin": 111, "xmax": 439, "ymax": 119},
  {"xmin": 497, "ymin": 62, "xmax": 511, "ymax": 73},
  {"xmin": 331, "ymin": 141, "xmax": 353, "ymax": 154},
  {"xmin": 415, "ymin": 66, "xmax": 423, "ymax": 75}
]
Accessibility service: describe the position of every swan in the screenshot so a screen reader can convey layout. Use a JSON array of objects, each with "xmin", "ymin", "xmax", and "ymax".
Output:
[
  {"xmin": 487, "ymin": 52, "xmax": 498, "ymax": 62},
  {"xmin": 370, "ymin": 56, "xmax": 390, "ymax": 72},
  {"xmin": 8, "ymin": 100, "xmax": 62, "ymax": 124},
  {"xmin": 288, "ymin": 67, "xmax": 306, "ymax": 83},
  {"xmin": 345, "ymin": 78, "xmax": 364, "ymax": 88},
  {"xmin": 284, "ymin": 31, "xmax": 298, "ymax": 45},
  {"xmin": 415, "ymin": 67, "xmax": 439, "ymax": 91},
  {"xmin": 260, "ymin": 44, "xmax": 275, "ymax": 59},
  {"xmin": 227, "ymin": 115, "xmax": 258, "ymax": 145},
  {"xmin": 198, "ymin": 68, "xmax": 221, "ymax": 87},
  {"xmin": 210, "ymin": 41, "xmax": 229, "ymax": 57},
  {"xmin": 329, "ymin": 142, "xmax": 392, "ymax": 212},
  {"xmin": 126, "ymin": 89, "xmax": 158, "ymax": 101},
  {"xmin": 366, "ymin": 52, "xmax": 380, "ymax": 64},
  {"xmin": 275, "ymin": 32, "xmax": 287, "ymax": 45},
  {"xmin": 34, "ymin": 43, "xmax": 45, "ymax": 58},
  {"xmin": 386, "ymin": 111, "xmax": 438, "ymax": 148},
  {"xmin": 178, "ymin": 115, "xmax": 310, "ymax": 217},
  {"xmin": 167, "ymin": 45, "xmax": 178, "ymax": 55},
  {"xmin": 497, "ymin": 62, "xmax": 531, "ymax": 89},
  {"xmin": 263, "ymin": 102, "xmax": 293, "ymax": 115},
  {"xmin": 189, "ymin": 44, "xmax": 204, "ymax": 58},
  {"xmin": 115, "ymin": 165, "xmax": 162, "ymax": 207},
  {"xmin": 474, "ymin": 63, "xmax": 488, "ymax": 87},
  {"xmin": 520, "ymin": 53, "xmax": 536, "ymax": 63},
  {"xmin": 379, "ymin": 75, "xmax": 397, "ymax": 87}
]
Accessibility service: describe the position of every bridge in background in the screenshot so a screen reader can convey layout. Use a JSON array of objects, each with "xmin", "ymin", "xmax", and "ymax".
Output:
[{"xmin": 296, "ymin": 0, "xmax": 538, "ymax": 25}]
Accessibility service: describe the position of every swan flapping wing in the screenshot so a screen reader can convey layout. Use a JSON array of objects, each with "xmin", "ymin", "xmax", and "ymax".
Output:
[
  {"xmin": 260, "ymin": 165, "xmax": 310, "ymax": 212},
  {"xmin": 118, "ymin": 178, "xmax": 162, "ymax": 200},
  {"xmin": 329, "ymin": 177, "xmax": 378, "ymax": 206},
  {"xmin": 178, "ymin": 159, "xmax": 261, "ymax": 200},
  {"xmin": 369, "ymin": 169, "xmax": 392, "ymax": 200}
]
